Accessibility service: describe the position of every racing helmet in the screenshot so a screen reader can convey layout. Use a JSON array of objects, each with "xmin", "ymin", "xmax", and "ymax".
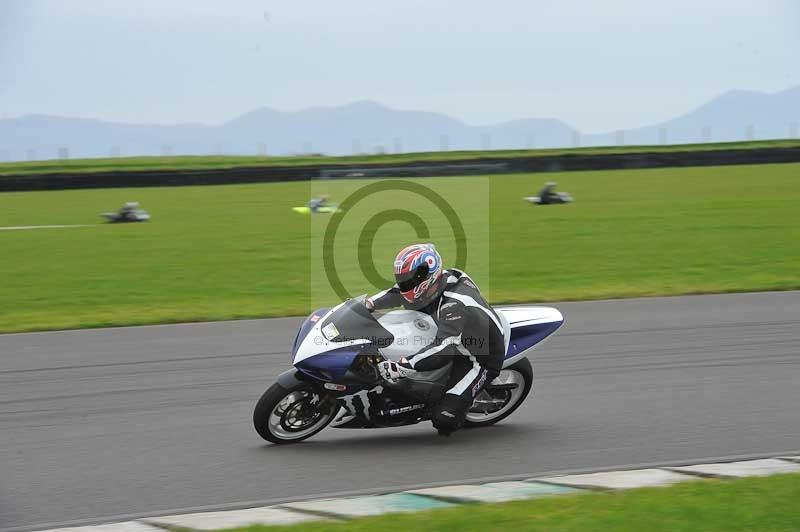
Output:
[{"xmin": 393, "ymin": 243, "xmax": 444, "ymax": 306}]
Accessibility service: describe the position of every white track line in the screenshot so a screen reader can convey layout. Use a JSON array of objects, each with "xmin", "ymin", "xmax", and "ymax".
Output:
[{"xmin": 0, "ymin": 224, "xmax": 94, "ymax": 231}]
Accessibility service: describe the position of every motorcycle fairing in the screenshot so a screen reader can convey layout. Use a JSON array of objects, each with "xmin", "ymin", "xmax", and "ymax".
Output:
[
  {"xmin": 294, "ymin": 346, "xmax": 363, "ymax": 382},
  {"xmin": 294, "ymin": 303, "xmax": 563, "ymax": 375},
  {"xmin": 498, "ymin": 306, "xmax": 564, "ymax": 367},
  {"xmin": 291, "ymin": 309, "xmax": 330, "ymax": 356},
  {"xmin": 292, "ymin": 299, "xmax": 389, "ymax": 365}
]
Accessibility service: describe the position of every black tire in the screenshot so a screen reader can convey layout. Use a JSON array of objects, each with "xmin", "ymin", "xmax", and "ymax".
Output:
[
  {"xmin": 253, "ymin": 382, "xmax": 335, "ymax": 444},
  {"xmin": 464, "ymin": 357, "xmax": 534, "ymax": 428}
]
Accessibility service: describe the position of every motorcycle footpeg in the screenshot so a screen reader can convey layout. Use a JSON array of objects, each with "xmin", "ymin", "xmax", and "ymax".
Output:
[{"xmin": 485, "ymin": 383, "xmax": 519, "ymax": 391}]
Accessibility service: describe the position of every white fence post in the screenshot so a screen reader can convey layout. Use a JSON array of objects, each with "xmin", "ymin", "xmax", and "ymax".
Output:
[{"xmin": 481, "ymin": 133, "xmax": 491, "ymax": 151}]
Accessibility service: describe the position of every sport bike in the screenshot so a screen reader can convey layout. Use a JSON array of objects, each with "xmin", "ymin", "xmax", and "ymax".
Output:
[{"xmin": 253, "ymin": 296, "xmax": 563, "ymax": 443}]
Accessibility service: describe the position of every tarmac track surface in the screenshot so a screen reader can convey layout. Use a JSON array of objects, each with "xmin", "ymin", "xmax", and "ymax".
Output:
[{"xmin": 1, "ymin": 291, "xmax": 799, "ymax": 531}]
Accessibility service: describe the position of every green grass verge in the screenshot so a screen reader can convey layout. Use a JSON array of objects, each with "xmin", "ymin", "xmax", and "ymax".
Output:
[
  {"xmin": 1, "ymin": 139, "xmax": 799, "ymax": 176},
  {"xmin": 1, "ymin": 162, "xmax": 798, "ymax": 333},
  {"xmin": 216, "ymin": 474, "xmax": 800, "ymax": 532}
]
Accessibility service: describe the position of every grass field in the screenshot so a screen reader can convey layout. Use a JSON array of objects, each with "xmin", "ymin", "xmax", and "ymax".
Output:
[
  {"xmin": 1, "ymin": 139, "xmax": 799, "ymax": 176},
  {"xmin": 1, "ymin": 162, "xmax": 798, "ymax": 333},
  {"xmin": 216, "ymin": 474, "xmax": 800, "ymax": 532}
]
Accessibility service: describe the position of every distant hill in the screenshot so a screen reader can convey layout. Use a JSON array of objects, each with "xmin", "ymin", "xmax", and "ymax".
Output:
[
  {"xmin": 1, "ymin": 87, "xmax": 798, "ymax": 161},
  {"xmin": 584, "ymin": 86, "xmax": 800, "ymax": 146}
]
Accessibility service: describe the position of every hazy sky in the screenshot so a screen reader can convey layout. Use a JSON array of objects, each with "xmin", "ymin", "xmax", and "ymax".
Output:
[{"xmin": 1, "ymin": 0, "xmax": 798, "ymax": 132}]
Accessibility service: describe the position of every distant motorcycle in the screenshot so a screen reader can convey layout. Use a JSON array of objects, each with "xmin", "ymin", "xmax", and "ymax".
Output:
[
  {"xmin": 291, "ymin": 205, "xmax": 342, "ymax": 215},
  {"xmin": 101, "ymin": 202, "xmax": 151, "ymax": 223},
  {"xmin": 253, "ymin": 296, "xmax": 564, "ymax": 443},
  {"xmin": 524, "ymin": 192, "xmax": 573, "ymax": 205}
]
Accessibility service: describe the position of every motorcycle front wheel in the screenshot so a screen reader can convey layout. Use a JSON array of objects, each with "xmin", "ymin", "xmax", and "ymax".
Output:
[{"xmin": 253, "ymin": 381, "xmax": 336, "ymax": 444}]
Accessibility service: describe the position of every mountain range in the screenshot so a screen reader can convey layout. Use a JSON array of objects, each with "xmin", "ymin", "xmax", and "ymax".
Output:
[{"xmin": 1, "ymin": 86, "xmax": 798, "ymax": 161}]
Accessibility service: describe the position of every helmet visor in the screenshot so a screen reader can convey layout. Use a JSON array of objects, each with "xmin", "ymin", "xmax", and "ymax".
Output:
[{"xmin": 396, "ymin": 263, "xmax": 430, "ymax": 293}]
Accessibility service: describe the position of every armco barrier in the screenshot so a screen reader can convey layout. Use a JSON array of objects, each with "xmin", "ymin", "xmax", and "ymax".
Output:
[{"xmin": 1, "ymin": 147, "xmax": 799, "ymax": 192}]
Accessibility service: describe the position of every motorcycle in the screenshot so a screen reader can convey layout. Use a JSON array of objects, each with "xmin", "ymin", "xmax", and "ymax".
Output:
[
  {"xmin": 101, "ymin": 202, "xmax": 151, "ymax": 223},
  {"xmin": 253, "ymin": 296, "xmax": 564, "ymax": 443},
  {"xmin": 523, "ymin": 192, "xmax": 573, "ymax": 205},
  {"xmin": 291, "ymin": 205, "xmax": 342, "ymax": 215}
]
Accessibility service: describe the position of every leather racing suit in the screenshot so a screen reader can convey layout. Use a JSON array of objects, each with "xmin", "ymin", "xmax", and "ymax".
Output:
[{"xmin": 369, "ymin": 269, "xmax": 506, "ymax": 433}]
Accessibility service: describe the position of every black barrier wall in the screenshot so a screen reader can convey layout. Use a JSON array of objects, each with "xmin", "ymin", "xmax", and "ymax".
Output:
[{"xmin": 2, "ymin": 147, "xmax": 799, "ymax": 192}]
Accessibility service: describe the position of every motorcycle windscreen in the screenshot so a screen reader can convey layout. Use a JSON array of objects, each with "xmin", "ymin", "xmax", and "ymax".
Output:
[
  {"xmin": 292, "ymin": 308, "xmax": 331, "ymax": 356},
  {"xmin": 318, "ymin": 299, "xmax": 394, "ymax": 349}
]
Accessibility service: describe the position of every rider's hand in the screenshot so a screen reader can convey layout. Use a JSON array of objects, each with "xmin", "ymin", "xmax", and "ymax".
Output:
[
  {"xmin": 378, "ymin": 360, "xmax": 413, "ymax": 383},
  {"xmin": 365, "ymin": 298, "xmax": 375, "ymax": 312}
]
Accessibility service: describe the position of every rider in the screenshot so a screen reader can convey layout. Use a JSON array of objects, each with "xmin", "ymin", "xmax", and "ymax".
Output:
[
  {"xmin": 118, "ymin": 201, "xmax": 140, "ymax": 221},
  {"xmin": 367, "ymin": 243, "xmax": 506, "ymax": 436},
  {"xmin": 308, "ymin": 195, "xmax": 331, "ymax": 213},
  {"xmin": 537, "ymin": 182, "xmax": 559, "ymax": 204}
]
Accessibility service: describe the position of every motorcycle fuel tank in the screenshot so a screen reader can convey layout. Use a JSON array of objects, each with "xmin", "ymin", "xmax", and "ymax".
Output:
[{"xmin": 376, "ymin": 310, "xmax": 438, "ymax": 362}]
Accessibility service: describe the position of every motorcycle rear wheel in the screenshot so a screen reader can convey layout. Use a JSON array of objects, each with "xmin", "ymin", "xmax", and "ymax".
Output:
[
  {"xmin": 253, "ymin": 382, "xmax": 335, "ymax": 444},
  {"xmin": 464, "ymin": 358, "xmax": 533, "ymax": 428}
]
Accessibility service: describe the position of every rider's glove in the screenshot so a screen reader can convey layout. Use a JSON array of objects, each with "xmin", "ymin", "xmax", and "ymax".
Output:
[{"xmin": 378, "ymin": 360, "xmax": 414, "ymax": 383}]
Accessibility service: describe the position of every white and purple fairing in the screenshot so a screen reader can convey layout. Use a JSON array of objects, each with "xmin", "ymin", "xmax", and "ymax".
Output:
[
  {"xmin": 290, "ymin": 300, "xmax": 563, "ymax": 382},
  {"xmin": 496, "ymin": 306, "xmax": 564, "ymax": 367}
]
